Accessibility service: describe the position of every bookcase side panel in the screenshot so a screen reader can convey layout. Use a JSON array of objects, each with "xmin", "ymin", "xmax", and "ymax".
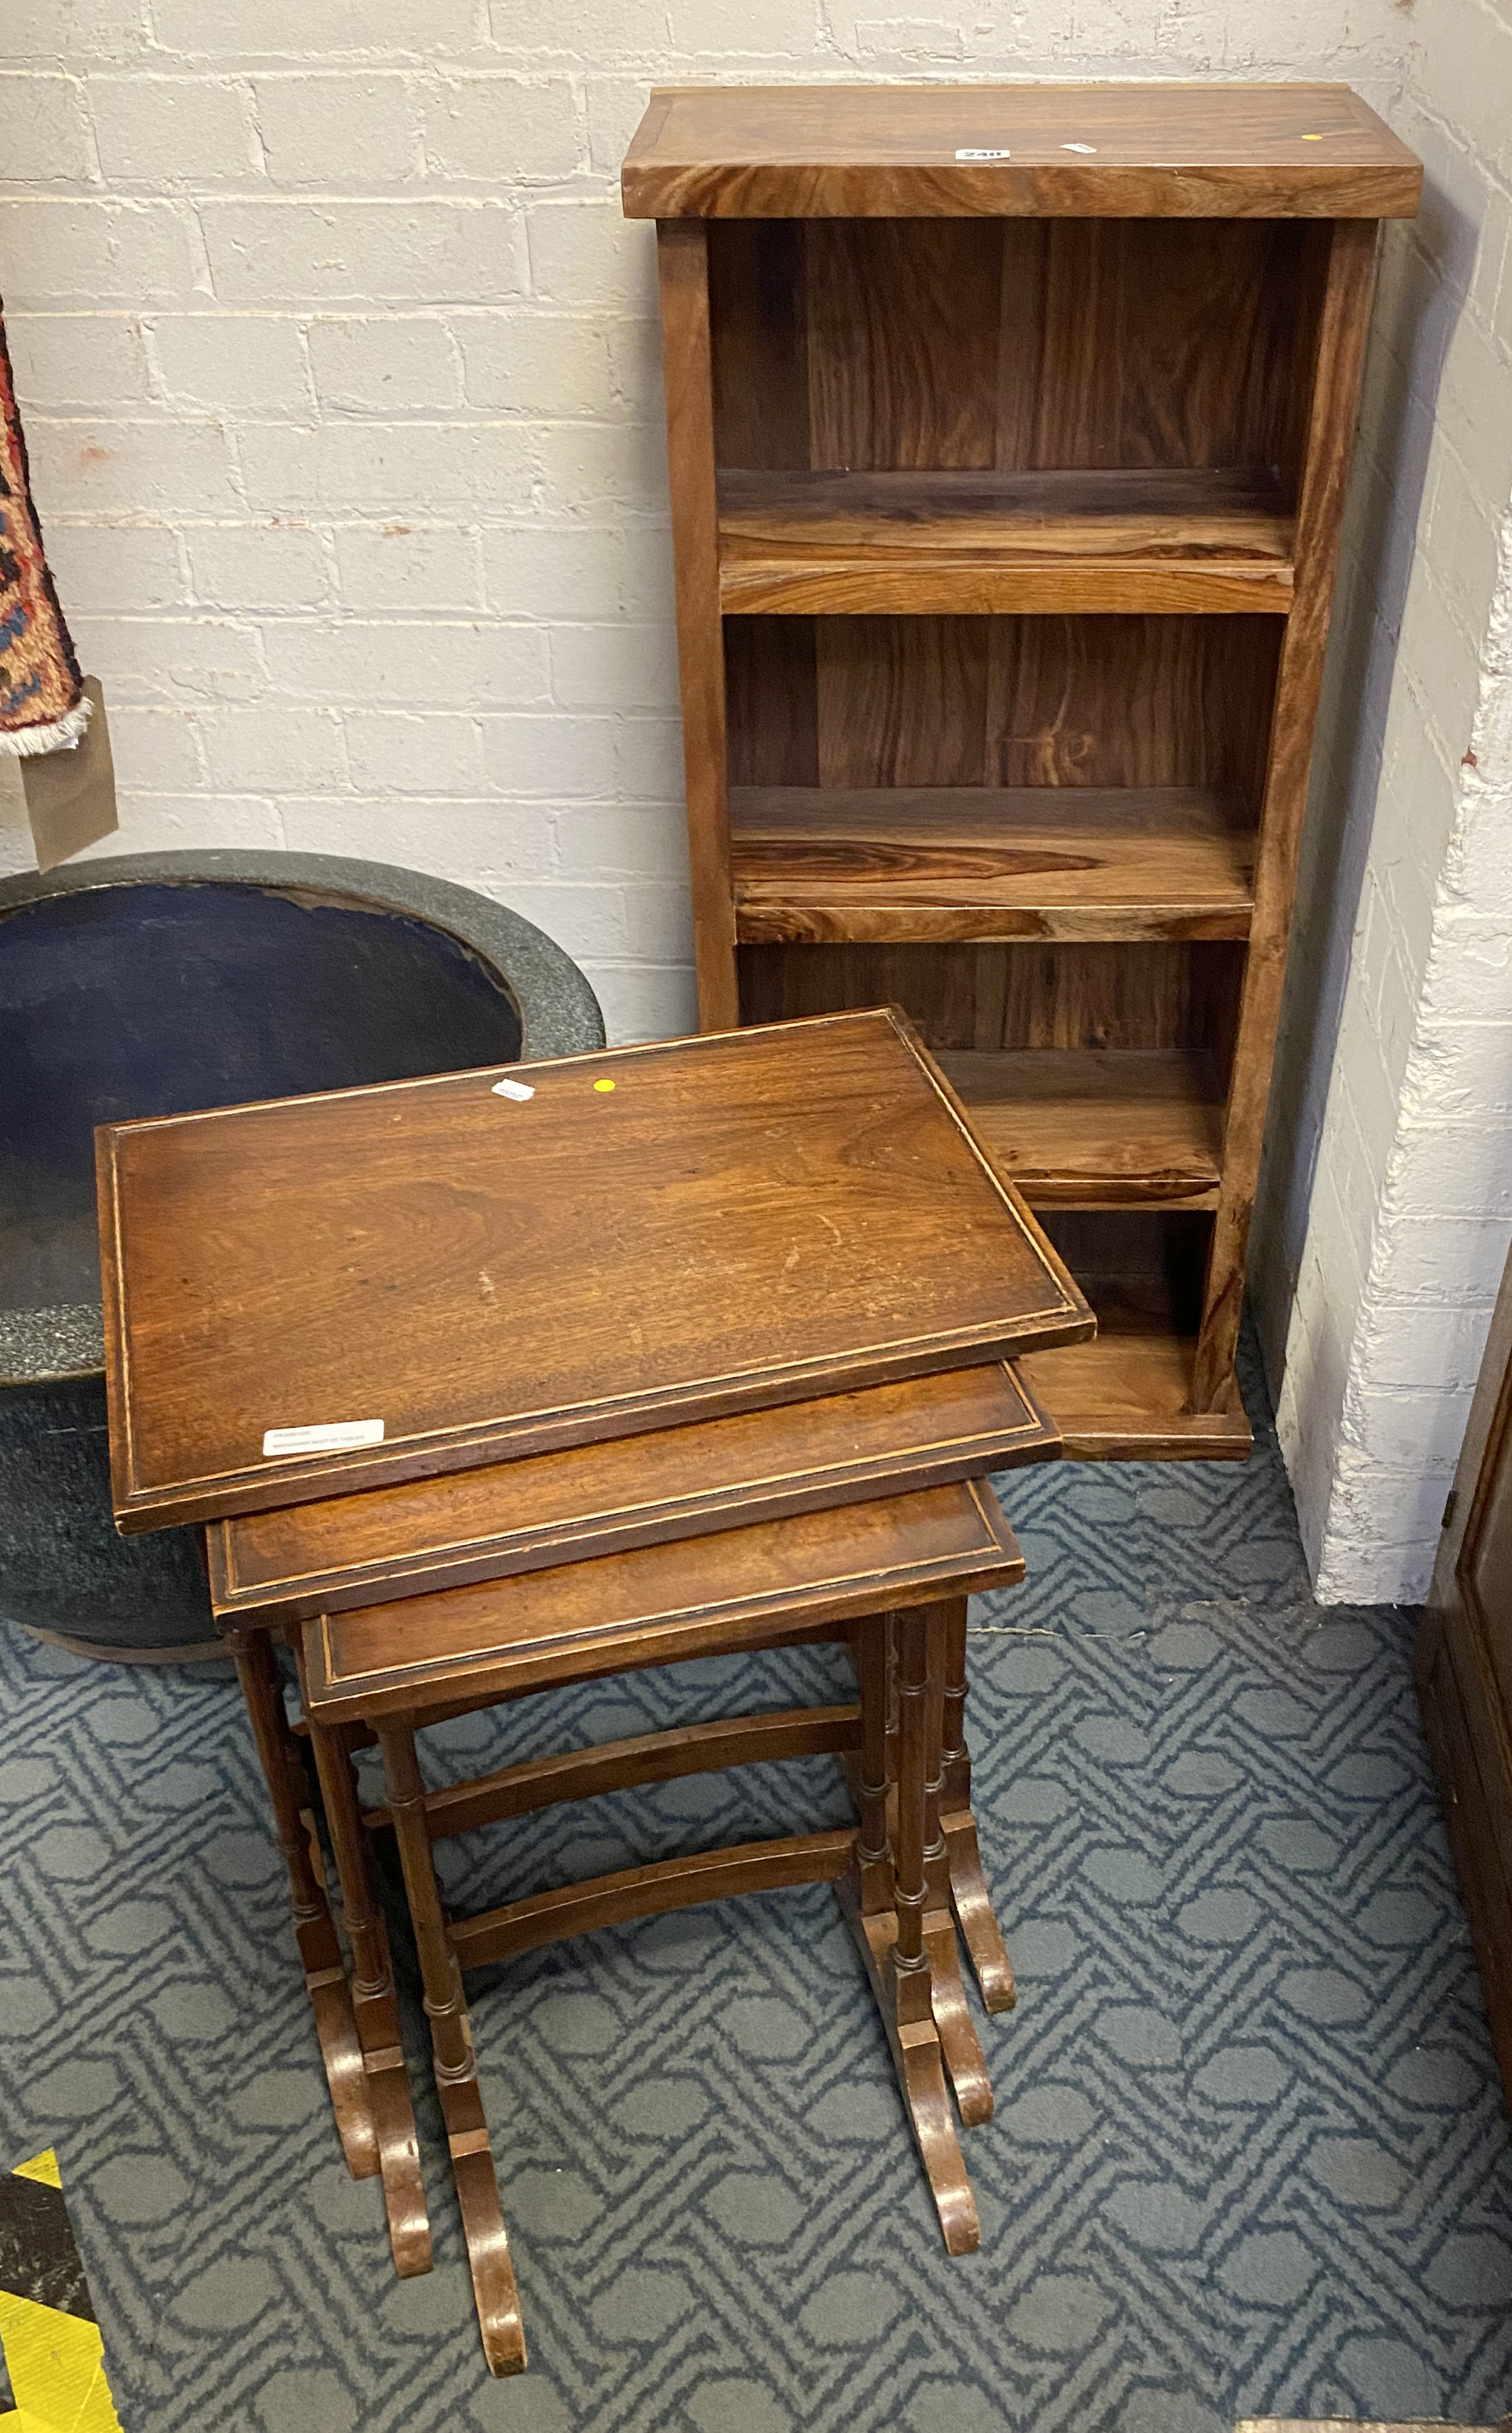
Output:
[
  {"xmin": 1194, "ymin": 216, "xmax": 1380, "ymax": 1408},
  {"xmin": 658, "ymin": 219, "xmax": 741, "ymax": 1031}
]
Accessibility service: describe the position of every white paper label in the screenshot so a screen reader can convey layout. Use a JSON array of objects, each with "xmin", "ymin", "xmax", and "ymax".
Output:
[
  {"xmin": 491, "ymin": 1076, "xmax": 535, "ymax": 1101},
  {"xmin": 262, "ymin": 1419, "xmax": 385, "ymax": 1458},
  {"xmin": 1062, "ymin": 141, "xmax": 1097, "ymax": 154},
  {"xmin": 955, "ymin": 146, "xmax": 1010, "ymax": 161}
]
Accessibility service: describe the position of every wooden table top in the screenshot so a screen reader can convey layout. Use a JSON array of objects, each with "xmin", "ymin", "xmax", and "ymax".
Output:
[
  {"xmin": 301, "ymin": 1475, "xmax": 1026, "ymax": 1722},
  {"xmin": 621, "ymin": 82, "xmax": 1422, "ymax": 221},
  {"xmin": 100, "ymin": 1007, "xmax": 1089, "ymax": 1531},
  {"xmin": 209, "ymin": 1359, "xmax": 1058, "ymax": 1628}
]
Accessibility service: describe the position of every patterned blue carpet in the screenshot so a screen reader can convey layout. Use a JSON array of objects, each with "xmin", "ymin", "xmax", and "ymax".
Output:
[{"xmin": 3, "ymin": 1344, "xmax": 1512, "ymax": 2433}]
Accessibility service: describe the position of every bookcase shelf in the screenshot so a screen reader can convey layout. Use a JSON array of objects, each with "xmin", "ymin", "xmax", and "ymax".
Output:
[
  {"xmin": 1018, "ymin": 1309, "xmax": 1253, "ymax": 1462},
  {"xmin": 626, "ymin": 81, "xmax": 1420, "ymax": 1460},
  {"xmin": 1018, "ymin": 1214, "xmax": 1250, "ymax": 1459},
  {"xmin": 717, "ymin": 466, "xmax": 1297, "ymax": 616},
  {"xmin": 729, "ymin": 786, "xmax": 1256, "ymax": 943},
  {"xmin": 939, "ymin": 1048, "xmax": 1226, "ymax": 1209}
]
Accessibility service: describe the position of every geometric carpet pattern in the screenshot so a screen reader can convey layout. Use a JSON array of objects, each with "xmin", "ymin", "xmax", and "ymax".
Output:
[{"xmin": 3, "ymin": 1337, "xmax": 1512, "ymax": 2433}]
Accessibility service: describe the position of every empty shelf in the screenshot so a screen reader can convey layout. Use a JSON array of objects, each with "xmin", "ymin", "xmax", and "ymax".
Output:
[
  {"xmin": 941, "ymin": 1048, "xmax": 1226, "ymax": 1209},
  {"xmin": 717, "ymin": 466, "xmax": 1297, "ymax": 614},
  {"xmin": 729, "ymin": 786, "xmax": 1256, "ymax": 943},
  {"xmin": 1019, "ymin": 1298, "xmax": 1253, "ymax": 1461}
]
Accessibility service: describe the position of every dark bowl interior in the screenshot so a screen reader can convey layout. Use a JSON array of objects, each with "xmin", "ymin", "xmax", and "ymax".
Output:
[{"xmin": 1, "ymin": 879, "xmax": 525, "ymax": 1312}]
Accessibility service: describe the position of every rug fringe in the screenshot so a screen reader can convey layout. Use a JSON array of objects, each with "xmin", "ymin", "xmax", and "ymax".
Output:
[{"xmin": 0, "ymin": 693, "xmax": 93, "ymax": 757}]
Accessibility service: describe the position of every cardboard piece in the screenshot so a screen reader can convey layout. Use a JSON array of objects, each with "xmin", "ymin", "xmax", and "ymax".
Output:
[{"xmin": 21, "ymin": 678, "xmax": 117, "ymax": 871}]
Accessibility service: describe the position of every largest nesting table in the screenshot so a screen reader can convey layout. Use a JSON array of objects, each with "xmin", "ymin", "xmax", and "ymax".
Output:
[{"xmin": 95, "ymin": 1006, "xmax": 1092, "ymax": 2346}]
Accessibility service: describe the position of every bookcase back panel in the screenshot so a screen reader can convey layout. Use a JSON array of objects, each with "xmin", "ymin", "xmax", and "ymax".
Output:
[
  {"xmin": 817, "ymin": 619, "xmax": 993, "ymax": 789},
  {"xmin": 724, "ymin": 614, "xmax": 1282, "ymax": 804},
  {"xmin": 709, "ymin": 218, "xmax": 1326, "ymax": 483},
  {"xmin": 725, "ymin": 617, "xmax": 819, "ymax": 786},
  {"xmin": 806, "ymin": 219, "xmax": 1009, "ymax": 471},
  {"xmin": 1039, "ymin": 1210, "xmax": 1213, "ymax": 1335},
  {"xmin": 708, "ymin": 220, "xmax": 811, "ymax": 469},
  {"xmin": 739, "ymin": 940, "xmax": 1245, "ymax": 1064}
]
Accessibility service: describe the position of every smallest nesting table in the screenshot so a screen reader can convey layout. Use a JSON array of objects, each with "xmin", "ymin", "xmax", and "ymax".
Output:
[{"xmin": 299, "ymin": 1474, "xmax": 1030, "ymax": 2369}]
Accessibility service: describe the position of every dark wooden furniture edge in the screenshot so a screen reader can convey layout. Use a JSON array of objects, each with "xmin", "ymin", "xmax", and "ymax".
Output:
[
  {"xmin": 622, "ymin": 82, "xmax": 1422, "ymax": 220},
  {"xmin": 1415, "ymin": 1604, "xmax": 1512, "ymax": 2108},
  {"xmin": 102, "ymin": 1007, "xmax": 1090, "ymax": 1531},
  {"xmin": 302, "ymin": 1478, "xmax": 1024, "ymax": 1724},
  {"xmin": 208, "ymin": 1362, "xmax": 1061, "ymax": 1627},
  {"xmin": 1416, "ymin": 1248, "xmax": 1512, "ymax": 2114}
]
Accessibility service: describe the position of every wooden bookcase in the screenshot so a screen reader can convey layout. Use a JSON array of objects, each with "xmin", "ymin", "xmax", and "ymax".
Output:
[{"xmin": 623, "ymin": 83, "xmax": 1421, "ymax": 1460}]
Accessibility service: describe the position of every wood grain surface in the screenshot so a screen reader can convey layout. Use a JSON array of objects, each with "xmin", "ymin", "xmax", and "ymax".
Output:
[
  {"xmin": 738, "ymin": 939, "xmax": 1244, "ymax": 1058},
  {"xmin": 938, "ymin": 1047, "xmax": 1225, "ymax": 1207},
  {"xmin": 726, "ymin": 617, "xmax": 1282, "ymax": 796},
  {"xmin": 717, "ymin": 466, "xmax": 1296, "ymax": 615},
  {"xmin": 210, "ymin": 1359, "xmax": 1058, "ymax": 1626},
  {"xmin": 374, "ymin": 1723, "xmax": 526, "ymax": 2375},
  {"xmin": 1191, "ymin": 218, "xmax": 1380, "ymax": 1410},
  {"xmin": 233, "ymin": 1633, "xmax": 380, "ymax": 2180},
  {"xmin": 724, "ymin": 217, "xmax": 1316, "ymax": 481},
  {"xmin": 303, "ymin": 1476, "xmax": 1026, "ymax": 1722},
  {"xmin": 372, "ymin": 1705, "xmax": 864, "ymax": 1841},
  {"xmin": 632, "ymin": 84, "xmax": 1415, "ymax": 1455},
  {"xmin": 450, "ymin": 1829, "xmax": 859, "ymax": 1968},
  {"xmin": 1019, "ymin": 1303, "xmax": 1252, "ymax": 1460},
  {"xmin": 658, "ymin": 219, "xmax": 740, "ymax": 1028},
  {"xmin": 100, "ymin": 1008, "xmax": 1090, "ymax": 1530},
  {"xmin": 623, "ymin": 84, "xmax": 1422, "ymax": 219},
  {"xmin": 729, "ymin": 784, "xmax": 1256, "ymax": 943}
]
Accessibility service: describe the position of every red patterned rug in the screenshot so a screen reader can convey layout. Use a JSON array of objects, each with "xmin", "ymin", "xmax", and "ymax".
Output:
[{"xmin": 0, "ymin": 299, "xmax": 87, "ymax": 756}]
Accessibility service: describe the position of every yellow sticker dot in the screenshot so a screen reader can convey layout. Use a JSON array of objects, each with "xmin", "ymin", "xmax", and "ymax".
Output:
[{"xmin": 594, "ymin": 1077, "xmax": 616, "ymax": 1092}]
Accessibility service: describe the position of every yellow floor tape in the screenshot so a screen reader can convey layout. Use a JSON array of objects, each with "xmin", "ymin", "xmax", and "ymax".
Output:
[{"xmin": 0, "ymin": 2153, "xmax": 123, "ymax": 2433}]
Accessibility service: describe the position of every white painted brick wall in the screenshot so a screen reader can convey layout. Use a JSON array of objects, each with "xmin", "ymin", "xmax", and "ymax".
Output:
[
  {"xmin": 10, "ymin": 0, "xmax": 1511, "ymax": 1610},
  {"xmin": 0, "ymin": 0, "xmax": 1407, "ymax": 1054},
  {"xmin": 1253, "ymin": 0, "xmax": 1512, "ymax": 1602}
]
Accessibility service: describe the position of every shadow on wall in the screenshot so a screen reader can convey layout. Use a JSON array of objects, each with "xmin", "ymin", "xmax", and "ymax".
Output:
[{"xmin": 1250, "ymin": 162, "xmax": 1474, "ymax": 1396}]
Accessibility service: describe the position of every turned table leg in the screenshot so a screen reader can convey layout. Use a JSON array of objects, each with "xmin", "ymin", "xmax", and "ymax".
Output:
[
  {"xmin": 921, "ymin": 1614, "xmax": 992, "ymax": 2126},
  {"xmin": 853, "ymin": 1615, "xmax": 894, "ymax": 1914},
  {"xmin": 839, "ymin": 1606, "xmax": 979, "ymax": 2256},
  {"xmin": 378, "ymin": 1723, "xmax": 526, "ymax": 2377},
  {"xmin": 234, "ymin": 1636, "xmax": 378, "ymax": 2180},
  {"xmin": 938, "ymin": 1596, "xmax": 1017, "ymax": 2014},
  {"xmin": 300, "ymin": 1689, "xmax": 431, "ymax": 2279},
  {"xmin": 873, "ymin": 1612, "xmax": 994, "ymax": 2122}
]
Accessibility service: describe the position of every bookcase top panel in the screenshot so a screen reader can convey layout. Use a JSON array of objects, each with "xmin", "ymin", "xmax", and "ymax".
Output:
[{"xmin": 622, "ymin": 82, "xmax": 1421, "ymax": 220}]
